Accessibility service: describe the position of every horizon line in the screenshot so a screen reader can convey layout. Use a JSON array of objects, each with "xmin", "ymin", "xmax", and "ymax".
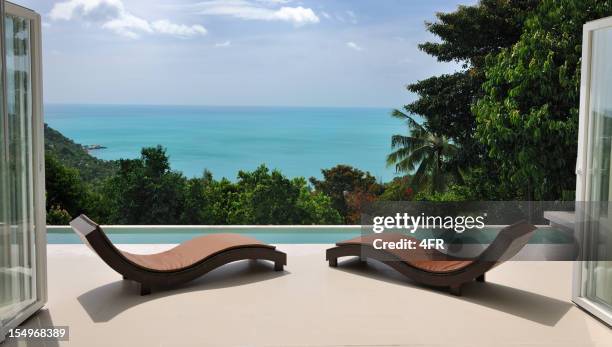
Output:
[{"xmin": 44, "ymin": 102, "xmax": 396, "ymax": 110}]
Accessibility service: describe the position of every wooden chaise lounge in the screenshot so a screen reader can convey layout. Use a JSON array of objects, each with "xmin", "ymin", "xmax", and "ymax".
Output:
[
  {"xmin": 326, "ymin": 221, "xmax": 535, "ymax": 296},
  {"xmin": 70, "ymin": 214, "xmax": 287, "ymax": 295}
]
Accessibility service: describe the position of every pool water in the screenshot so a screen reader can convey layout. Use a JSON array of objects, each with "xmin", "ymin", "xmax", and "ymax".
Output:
[{"xmin": 47, "ymin": 226, "xmax": 575, "ymax": 244}]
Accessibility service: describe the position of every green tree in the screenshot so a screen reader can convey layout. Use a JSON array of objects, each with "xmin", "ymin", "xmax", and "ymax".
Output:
[
  {"xmin": 379, "ymin": 176, "xmax": 414, "ymax": 201},
  {"xmin": 103, "ymin": 146, "xmax": 186, "ymax": 224},
  {"xmin": 309, "ymin": 165, "xmax": 380, "ymax": 222},
  {"xmin": 45, "ymin": 153, "xmax": 88, "ymax": 224},
  {"xmin": 296, "ymin": 186, "xmax": 342, "ymax": 224},
  {"xmin": 405, "ymin": 0, "xmax": 540, "ymax": 169},
  {"xmin": 387, "ymin": 111, "xmax": 460, "ymax": 193},
  {"xmin": 180, "ymin": 171, "xmax": 217, "ymax": 224},
  {"xmin": 229, "ymin": 165, "xmax": 341, "ymax": 224},
  {"xmin": 47, "ymin": 206, "xmax": 72, "ymax": 225},
  {"xmin": 205, "ymin": 177, "xmax": 240, "ymax": 224},
  {"xmin": 473, "ymin": 0, "xmax": 612, "ymax": 199},
  {"xmin": 232, "ymin": 166, "xmax": 302, "ymax": 224}
]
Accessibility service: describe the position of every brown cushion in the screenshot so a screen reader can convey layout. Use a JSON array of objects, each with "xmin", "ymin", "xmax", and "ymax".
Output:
[
  {"xmin": 121, "ymin": 234, "xmax": 274, "ymax": 271},
  {"xmin": 338, "ymin": 233, "xmax": 473, "ymax": 273}
]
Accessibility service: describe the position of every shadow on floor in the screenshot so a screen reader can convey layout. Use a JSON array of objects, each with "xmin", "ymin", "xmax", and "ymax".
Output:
[
  {"xmin": 2, "ymin": 309, "xmax": 61, "ymax": 347},
  {"xmin": 77, "ymin": 260, "xmax": 288, "ymax": 323},
  {"xmin": 460, "ymin": 281, "xmax": 573, "ymax": 326},
  {"xmin": 334, "ymin": 258, "xmax": 573, "ymax": 326}
]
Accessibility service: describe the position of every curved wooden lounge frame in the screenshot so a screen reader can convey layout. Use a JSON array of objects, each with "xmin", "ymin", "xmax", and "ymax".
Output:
[
  {"xmin": 326, "ymin": 221, "xmax": 536, "ymax": 296},
  {"xmin": 70, "ymin": 215, "xmax": 287, "ymax": 295}
]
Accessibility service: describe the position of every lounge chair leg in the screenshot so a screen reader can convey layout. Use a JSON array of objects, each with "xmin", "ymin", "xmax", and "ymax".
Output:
[
  {"xmin": 328, "ymin": 257, "xmax": 338, "ymax": 267},
  {"xmin": 449, "ymin": 284, "xmax": 462, "ymax": 296},
  {"xmin": 140, "ymin": 285, "xmax": 151, "ymax": 296},
  {"xmin": 476, "ymin": 274, "xmax": 485, "ymax": 282},
  {"xmin": 274, "ymin": 261, "xmax": 284, "ymax": 271}
]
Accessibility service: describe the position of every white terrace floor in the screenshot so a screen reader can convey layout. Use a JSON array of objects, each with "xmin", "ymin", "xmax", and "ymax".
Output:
[{"xmin": 3, "ymin": 244, "xmax": 612, "ymax": 347}]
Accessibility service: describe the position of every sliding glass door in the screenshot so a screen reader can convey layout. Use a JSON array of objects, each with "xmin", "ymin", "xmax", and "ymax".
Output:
[
  {"xmin": 0, "ymin": 2, "xmax": 45, "ymax": 340},
  {"xmin": 574, "ymin": 16, "xmax": 612, "ymax": 326}
]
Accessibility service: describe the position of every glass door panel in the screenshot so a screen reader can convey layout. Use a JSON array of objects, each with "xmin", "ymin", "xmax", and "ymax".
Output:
[
  {"xmin": 0, "ymin": 5, "xmax": 8, "ymax": 323},
  {"xmin": 0, "ymin": 13, "xmax": 36, "ymax": 329},
  {"xmin": 583, "ymin": 25, "xmax": 612, "ymax": 316}
]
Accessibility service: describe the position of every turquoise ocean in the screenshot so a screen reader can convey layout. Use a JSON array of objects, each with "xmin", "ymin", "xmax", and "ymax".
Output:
[{"xmin": 44, "ymin": 104, "xmax": 401, "ymax": 181}]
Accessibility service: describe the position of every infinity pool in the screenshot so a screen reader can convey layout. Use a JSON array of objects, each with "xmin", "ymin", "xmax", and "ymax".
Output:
[{"xmin": 47, "ymin": 226, "xmax": 574, "ymax": 244}]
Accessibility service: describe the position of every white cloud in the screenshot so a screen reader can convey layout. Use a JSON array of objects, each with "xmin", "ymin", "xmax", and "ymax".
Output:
[
  {"xmin": 273, "ymin": 7, "xmax": 319, "ymax": 25},
  {"xmin": 194, "ymin": 0, "xmax": 319, "ymax": 26},
  {"xmin": 320, "ymin": 11, "xmax": 331, "ymax": 19},
  {"xmin": 50, "ymin": 0, "xmax": 123, "ymax": 22},
  {"xmin": 215, "ymin": 40, "xmax": 231, "ymax": 47},
  {"xmin": 50, "ymin": 0, "xmax": 207, "ymax": 39},
  {"xmin": 152, "ymin": 20, "xmax": 207, "ymax": 37},
  {"xmin": 101, "ymin": 12, "xmax": 152, "ymax": 38},
  {"xmin": 346, "ymin": 41, "xmax": 363, "ymax": 51}
]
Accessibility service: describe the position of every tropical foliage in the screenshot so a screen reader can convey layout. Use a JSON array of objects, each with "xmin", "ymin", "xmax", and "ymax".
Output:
[
  {"xmin": 45, "ymin": 124, "xmax": 118, "ymax": 182},
  {"xmin": 309, "ymin": 165, "xmax": 382, "ymax": 223},
  {"xmin": 45, "ymin": 143, "xmax": 344, "ymax": 225},
  {"xmin": 390, "ymin": 0, "xmax": 611, "ymax": 201},
  {"xmin": 386, "ymin": 110, "xmax": 460, "ymax": 193},
  {"xmin": 473, "ymin": 0, "xmax": 612, "ymax": 199}
]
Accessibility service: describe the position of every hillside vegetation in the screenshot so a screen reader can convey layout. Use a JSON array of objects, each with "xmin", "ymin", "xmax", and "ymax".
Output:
[{"xmin": 44, "ymin": 124, "xmax": 118, "ymax": 182}]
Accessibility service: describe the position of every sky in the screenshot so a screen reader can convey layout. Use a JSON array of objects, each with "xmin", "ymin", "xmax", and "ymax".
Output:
[{"xmin": 18, "ymin": 0, "xmax": 476, "ymax": 108}]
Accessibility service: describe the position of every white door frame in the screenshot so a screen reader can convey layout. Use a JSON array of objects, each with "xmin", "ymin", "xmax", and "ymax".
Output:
[
  {"xmin": 573, "ymin": 15, "xmax": 612, "ymax": 326},
  {"xmin": 0, "ymin": 1, "xmax": 46, "ymax": 341}
]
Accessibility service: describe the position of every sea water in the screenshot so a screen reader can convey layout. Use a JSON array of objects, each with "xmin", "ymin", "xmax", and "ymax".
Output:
[{"xmin": 44, "ymin": 104, "xmax": 402, "ymax": 181}]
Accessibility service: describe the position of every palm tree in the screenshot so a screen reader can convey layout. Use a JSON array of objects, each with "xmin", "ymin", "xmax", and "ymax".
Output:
[{"xmin": 386, "ymin": 109, "xmax": 460, "ymax": 193}]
